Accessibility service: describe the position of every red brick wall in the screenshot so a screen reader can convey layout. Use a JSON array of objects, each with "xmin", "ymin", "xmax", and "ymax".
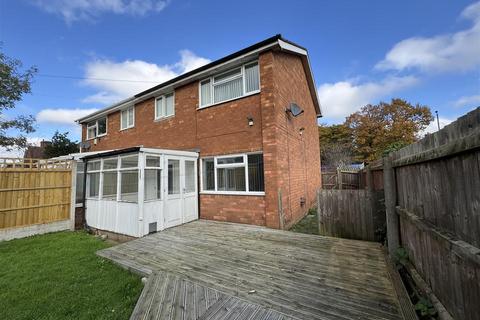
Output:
[
  {"xmin": 201, "ymin": 194, "xmax": 266, "ymax": 226},
  {"xmin": 81, "ymin": 49, "xmax": 321, "ymax": 229},
  {"xmin": 269, "ymin": 51, "xmax": 321, "ymax": 228}
]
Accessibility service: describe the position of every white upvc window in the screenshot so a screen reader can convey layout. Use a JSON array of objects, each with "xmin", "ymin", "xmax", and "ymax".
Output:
[
  {"xmin": 120, "ymin": 106, "xmax": 135, "ymax": 130},
  {"xmin": 200, "ymin": 152, "xmax": 265, "ymax": 195},
  {"xmin": 199, "ymin": 61, "xmax": 260, "ymax": 108},
  {"xmin": 155, "ymin": 92, "xmax": 175, "ymax": 120},
  {"xmin": 86, "ymin": 117, "xmax": 107, "ymax": 140}
]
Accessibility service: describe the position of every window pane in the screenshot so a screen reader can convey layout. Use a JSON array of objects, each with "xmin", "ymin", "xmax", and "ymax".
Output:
[
  {"xmin": 165, "ymin": 94, "xmax": 174, "ymax": 116},
  {"xmin": 155, "ymin": 97, "xmax": 163, "ymax": 118},
  {"xmin": 168, "ymin": 159, "xmax": 180, "ymax": 195},
  {"xmin": 87, "ymin": 172, "xmax": 100, "ymax": 198},
  {"xmin": 145, "ymin": 169, "xmax": 161, "ymax": 201},
  {"xmin": 128, "ymin": 107, "xmax": 134, "ymax": 126},
  {"xmin": 97, "ymin": 118, "xmax": 107, "ymax": 135},
  {"xmin": 121, "ymin": 155, "xmax": 138, "ymax": 168},
  {"xmin": 245, "ymin": 62, "xmax": 259, "ymax": 93},
  {"xmin": 103, "ymin": 158, "xmax": 118, "ymax": 170},
  {"xmin": 202, "ymin": 158, "xmax": 215, "ymax": 191},
  {"xmin": 200, "ymin": 79, "xmax": 211, "ymax": 106},
  {"xmin": 87, "ymin": 161, "xmax": 100, "ymax": 171},
  {"xmin": 121, "ymin": 110, "xmax": 128, "ymax": 129},
  {"xmin": 87, "ymin": 126, "xmax": 96, "ymax": 139},
  {"xmin": 217, "ymin": 167, "xmax": 245, "ymax": 191},
  {"xmin": 217, "ymin": 156, "xmax": 243, "ymax": 165},
  {"xmin": 75, "ymin": 162, "xmax": 85, "ymax": 204},
  {"xmin": 146, "ymin": 156, "xmax": 160, "ymax": 167},
  {"xmin": 102, "ymin": 172, "xmax": 117, "ymax": 200},
  {"xmin": 121, "ymin": 170, "xmax": 138, "ymax": 202},
  {"xmin": 248, "ymin": 154, "xmax": 264, "ymax": 192},
  {"xmin": 185, "ymin": 160, "xmax": 195, "ymax": 193},
  {"xmin": 214, "ymin": 68, "xmax": 241, "ymax": 83},
  {"xmin": 213, "ymin": 77, "xmax": 243, "ymax": 103}
]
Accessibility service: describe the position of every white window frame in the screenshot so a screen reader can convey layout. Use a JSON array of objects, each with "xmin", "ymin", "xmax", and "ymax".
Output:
[
  {"xmin": 198, "ymin": 60, "xmax": 260, "ymax": 109},
  {"xmin": 154, "ymin": 92, "xmax": 175, "ymax": 120},
  {"xmin": 86, "ymin": 160, "xmax": 101, "ymax": 199},
  {"xmin": 144, "ymin": 154, "xmax": 163, "ymax": 202},
  {"xmin": 120, "ymin": 106, "xmax": 135, "ymax": 130},
  {"xmin": 86, "ymin": 117, "xmax": 107, "ymax": 140},
  {"xmin": 200, "ymin": 152, "xmax": 264, "ymax": 196},
  {"xmin": 100, "ymin": 157, "xmax": 119, "ymax": 200}
]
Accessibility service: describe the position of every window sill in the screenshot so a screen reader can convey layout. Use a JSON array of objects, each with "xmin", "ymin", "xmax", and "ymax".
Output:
[
  {"xmin": 200, "ymin": 191, "xmax": 265, "ymax": 196},
  {"xmin": 119, "ymin": 126, "xmax": 134, "ymax": 131},
  {"xmin": 154, "ymin": 115, "xmax": 175, "ymax": 122},
  {"xmin": 197, "ymin": 91, "xmax": 260, "ymax": 110}
]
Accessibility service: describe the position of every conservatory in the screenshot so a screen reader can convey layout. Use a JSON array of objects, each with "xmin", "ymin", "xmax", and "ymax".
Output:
[{"xmin": 79, "ymin": 147, "xmax": 198, "ymax": 237}]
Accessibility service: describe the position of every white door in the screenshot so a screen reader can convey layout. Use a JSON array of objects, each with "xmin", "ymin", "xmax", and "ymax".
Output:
[
  {"xmin": 183, "ymin": 159, "xmax": 198, "ymax": 223},
  {"xmin": 164, "ymin": 156, "xmax": 198, "ymax": 228},
  {"xmin": 164, "ymin": 157, "xmax": 183, "ymax": 228}
]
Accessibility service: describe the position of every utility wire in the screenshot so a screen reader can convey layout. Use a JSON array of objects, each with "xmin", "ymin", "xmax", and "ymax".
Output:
[{"xmin": 37, "ymin": 73, "xmax": 160, "ymax": 83}]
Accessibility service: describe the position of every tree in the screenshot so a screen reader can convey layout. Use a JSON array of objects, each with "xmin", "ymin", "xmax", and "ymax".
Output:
[
  {"xmin": 0, "ymin": 49, "xmax": 38, "ymax": 149},
  {"xmin": 43, "ymin": 131, "xmax": 79, "ymax": 158},
  {"xmin": 345, "ymin": 98, "xmax": 433, "ymax": 162},
  {"xmin": 318, "ymin": 124, "xmax": 353, "ymax": 168}
]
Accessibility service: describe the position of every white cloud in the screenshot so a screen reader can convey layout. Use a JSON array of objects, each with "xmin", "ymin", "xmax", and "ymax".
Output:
[
  {"xmin": 37, "ymin": 108, "xmax": 99, "ymax": 124},
  {"xmin": 318, "ymin": 76, "xmax": 419, "ymax": 120},
  {"xmin": 421, "ymin": 117, "xmax": 454, "ymax": 137},
  {"xmin": 453, "ymin": 94, "xmax": 480, "ymax": 108},
  {"xmin": 31, "ymin": 0, "xmax": 169, "ymax": 23},
  {"xmin": 83, "ymin": 51, "xmax": 210, "ymax": 104},
  {"xmin": 376, "ymin": 2, "xmax": 480, "ymax": 73}
]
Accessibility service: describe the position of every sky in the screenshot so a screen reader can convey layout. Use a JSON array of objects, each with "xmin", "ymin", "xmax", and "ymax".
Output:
[{"xmin": 1, "ymin": 0, "xmax": 479, "ymax": 156}]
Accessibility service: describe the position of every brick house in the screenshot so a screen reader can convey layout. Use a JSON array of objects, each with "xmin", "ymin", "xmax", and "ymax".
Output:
[{"xmin": 76, "ymin": 35, "xmax": 321, "ymax": 233}]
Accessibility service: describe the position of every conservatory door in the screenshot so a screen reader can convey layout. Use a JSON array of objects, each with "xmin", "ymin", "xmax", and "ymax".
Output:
[{"xmin": 164, "ymin": 157, "xmax": 198, "ymax": 228}]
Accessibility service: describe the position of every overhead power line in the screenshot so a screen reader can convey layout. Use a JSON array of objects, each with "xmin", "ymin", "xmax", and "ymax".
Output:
[{"xmin": 37, "ymin": 73, "xmax": 160, "ymax": 83}]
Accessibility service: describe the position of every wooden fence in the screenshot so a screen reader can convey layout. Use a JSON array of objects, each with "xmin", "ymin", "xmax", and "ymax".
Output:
[
  {"xmin": 321, "ymin": 169, "xmax": 363, "ymax": 189},
  {"xmin": 0, "ymin": 158, "xmax": 73, "ymax": 239},
  {"xmin": 317, "ymin": 189, "xmax": 385, "ymax": 241},
  {"xmin": 383, "ymin": 107, "xmax": 480, "ymax": 320}
]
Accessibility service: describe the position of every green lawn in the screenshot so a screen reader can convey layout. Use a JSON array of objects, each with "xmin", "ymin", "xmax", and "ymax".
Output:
[
  {"xmin": 290, "ymin": 207, "xmax": 319, "ymax": 235},
  {"xmin": 0, "ymin": 231, "xmax": 143, "ymax": 320}
]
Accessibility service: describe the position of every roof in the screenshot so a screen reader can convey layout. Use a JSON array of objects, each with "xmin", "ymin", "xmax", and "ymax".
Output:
[{"xmin": 77, "ymin": 34, "xmax": 321, "ymax": 124}]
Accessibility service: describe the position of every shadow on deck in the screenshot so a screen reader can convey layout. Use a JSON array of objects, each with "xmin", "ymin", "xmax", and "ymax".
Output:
[{"xmin": 97, "ymin": 220, "xmax": 403, "ymax": 320}]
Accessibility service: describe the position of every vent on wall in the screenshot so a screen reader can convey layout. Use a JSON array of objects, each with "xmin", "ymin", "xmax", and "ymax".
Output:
[{"xmin": 148, "ymin": 222, "xmax": 157, "ymax": 234}]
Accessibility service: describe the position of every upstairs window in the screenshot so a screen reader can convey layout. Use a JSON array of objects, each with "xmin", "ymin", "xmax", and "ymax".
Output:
[
  {"xmin": 86, "ymin": 117, "xmax": 107, "ymax": 140},
  {"xmin": 155, "ymin": 93, "xmax": 175, "ymax": 120},
  {"xmin": 120, "ymin": 106, "xmax": 135, "ymax": 130},
  {"xmin": 199, "ymin": 61, "xmax": 260, "ymax": 108}
]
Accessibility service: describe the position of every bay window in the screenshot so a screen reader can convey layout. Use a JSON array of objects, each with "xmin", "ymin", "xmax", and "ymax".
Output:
[
  {"xmin": 199, "ymin": 61, "xmax": 260, "ymax": 108},
  {"xmin": 201, "ymin": 153, "xmax": 264, "ymax": 195},
  {"xmin": 120, "ymin": 106, "xmax": 135, "ymax": 130}
]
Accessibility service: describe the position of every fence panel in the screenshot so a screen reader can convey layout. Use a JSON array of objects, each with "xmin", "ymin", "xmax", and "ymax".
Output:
[
  {"xmin": 387, "ymin": 107, "xmax": 480, "ymax": 320},
  {"xmin": 0, "ymin": 158, "xmax": 72, "ymax": 231},
  {"xmin": 317, "ymin": 189, "xmax": 385, "ymax": 241}
]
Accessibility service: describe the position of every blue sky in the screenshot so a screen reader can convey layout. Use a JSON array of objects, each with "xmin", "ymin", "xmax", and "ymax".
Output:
[{"xmin": 1, "ymin": 0, "xmax": 479, "ymax": 154}]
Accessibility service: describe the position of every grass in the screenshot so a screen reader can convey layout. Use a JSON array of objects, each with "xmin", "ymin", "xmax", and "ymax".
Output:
[
  {"xmin": 0, "ymin": 231, "xmax": 143, "ymax": 320},
  {"xmin": 290, "ymin": 207, "xmax": 319, "ymax": 235}
]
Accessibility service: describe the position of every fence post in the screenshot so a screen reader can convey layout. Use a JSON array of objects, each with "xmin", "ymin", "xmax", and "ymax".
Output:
[
  {"xmin": 337, "ymin": 168, "xmax": 342, "ymax": 189},
  {"xmin": 383, "ymin": 155, "xmax": 399, "ymax": 256},
  {"xmin": 69, "ymin": 160, "xmax": 77, "ymax": 231},
  {"xmin": 365, "ymin": 166, "xmax": 375, "ymax": 241}
]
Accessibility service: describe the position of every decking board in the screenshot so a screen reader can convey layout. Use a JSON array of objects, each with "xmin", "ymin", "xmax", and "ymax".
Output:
[{"xmin": 98, "ymin": 220, "xmax": 402, "ymax": 320}]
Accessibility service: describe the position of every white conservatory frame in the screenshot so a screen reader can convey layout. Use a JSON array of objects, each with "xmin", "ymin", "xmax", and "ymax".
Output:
[{"xmin": 79, "ymin": 147, "xmax": 198, "ymax": 237}]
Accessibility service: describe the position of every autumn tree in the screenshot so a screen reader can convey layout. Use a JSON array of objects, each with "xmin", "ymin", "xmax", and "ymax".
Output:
[
  {"xmin": 345, "ymin": 98, "xmax": 433, "ymax": 162},
  {"xmin": 0, "ymin": 49, "xmax": 37, "ymax": 149},
  {"xmin": 43, "ymin": 131, "xmax": 79, "ymax": 158},
  {"xmin": 318, "ymin": 124, "xmax": 353, "ymax": 168}
]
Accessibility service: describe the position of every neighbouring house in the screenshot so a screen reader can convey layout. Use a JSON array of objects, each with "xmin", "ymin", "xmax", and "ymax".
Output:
[
  {"xmin": 74, "ymin": 35, "xmax": 322, "ymax": 237},
  {"xmin": 23, "ymin": 140, "xmax": 51, "ymax": 159}
]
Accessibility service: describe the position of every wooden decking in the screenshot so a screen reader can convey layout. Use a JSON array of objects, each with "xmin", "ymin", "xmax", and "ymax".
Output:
[{"xmin": 98, "ymin": 220, "xmax": 403, "ymax": 320}]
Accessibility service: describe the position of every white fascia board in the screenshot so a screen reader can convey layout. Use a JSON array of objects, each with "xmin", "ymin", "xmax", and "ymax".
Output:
[{"xmin": 140, "ymin": 147, "xmax": 199, "ymax": 158}]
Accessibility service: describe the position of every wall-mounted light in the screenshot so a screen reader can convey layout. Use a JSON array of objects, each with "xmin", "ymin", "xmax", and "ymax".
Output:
[
  {"xmin": 247, "ymin": 116, "xmax": 254, "ymax": 126},
  {"xmin": 299, "ymin": 127, "xmax": 305, "ymax": 135}
]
